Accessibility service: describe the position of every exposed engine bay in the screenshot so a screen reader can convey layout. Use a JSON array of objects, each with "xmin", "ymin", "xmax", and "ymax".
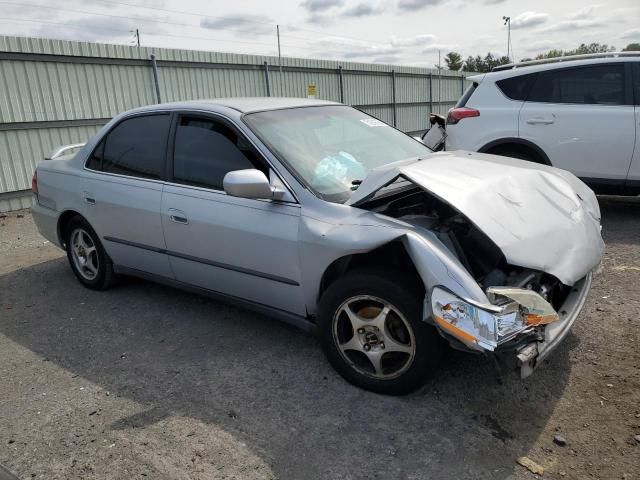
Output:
[{"xmin": 360, "ymin": 184, "xmax": 571, "ymax": 312}]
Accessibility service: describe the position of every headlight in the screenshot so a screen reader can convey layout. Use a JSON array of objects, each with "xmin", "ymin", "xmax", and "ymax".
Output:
[{"xmin": 430, "ymin": 287, "xmax": 549, "ymax": 351}]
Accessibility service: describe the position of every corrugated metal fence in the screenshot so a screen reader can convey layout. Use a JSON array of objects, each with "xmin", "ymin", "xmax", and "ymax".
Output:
[{"xmin": 0, "ymin": 35, "xmax": 470, "ymax": 212}]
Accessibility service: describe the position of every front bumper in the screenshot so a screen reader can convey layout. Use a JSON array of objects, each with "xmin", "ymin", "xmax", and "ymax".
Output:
[{"xmin": 513, "ymin": 273, "xmax": 592, "ymax": 378}]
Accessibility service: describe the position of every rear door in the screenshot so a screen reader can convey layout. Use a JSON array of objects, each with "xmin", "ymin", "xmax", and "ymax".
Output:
[
  {"xmin": 626, "ymin": 61, "xmax": 640, "ymax": 192},
  {"xmin": 160, "ymin": 113, "xmax": 305, "ymax": 315},
  {"xmin": 519, "ymin": 63, "xmax": 635, "ymax": 185},
  {"xmin": 83, "ymin": 113, "xmax": 173, "ymax": 278}
]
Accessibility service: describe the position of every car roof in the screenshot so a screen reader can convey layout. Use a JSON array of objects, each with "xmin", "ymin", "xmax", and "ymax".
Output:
[
  {"xmin": 130, "ymin": 97, "xmax": 340, "ymax": 115},
  {"xmin": 478, "ymin": 56, "xmax": 639, "ymax": 82}
]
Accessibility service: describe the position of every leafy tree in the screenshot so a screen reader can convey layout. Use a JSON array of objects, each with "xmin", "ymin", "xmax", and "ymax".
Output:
[
  {"xmin": 444, "ymin": 51, "xmax": 463, "ymax": 70},
  {"xmin": 622, "ymin": 43, "xmax": 640, "ymax": 51},
  {"xmin": 535, "ymin": 43, "xmax": 615, "ymax": 60},
  {"xmin": 462, "ymin": 53, "xmax": 510, "ymax": 73}
]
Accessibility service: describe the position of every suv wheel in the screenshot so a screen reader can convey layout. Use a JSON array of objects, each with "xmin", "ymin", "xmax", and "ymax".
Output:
[
  {"xmin": 318, "ymin": 269, "xmax": 441, "ymax": 395},
  {"xmin": 65, "ymin": 216, "xmax": 116, "ymax": 290}
]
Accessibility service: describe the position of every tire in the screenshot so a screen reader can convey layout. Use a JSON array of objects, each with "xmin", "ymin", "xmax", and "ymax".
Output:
[
  {"xmin": 64, "ymin": 216, "xmax": 116, "ymax": 290},
  {"xmin": 318, "ymin": 268, "xmax": 442, "ymax": 395}
]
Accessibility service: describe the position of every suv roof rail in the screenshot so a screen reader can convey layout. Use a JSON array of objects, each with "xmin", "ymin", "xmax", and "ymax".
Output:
[{"xmin": 492, "ymin": 51, "xmax": 640, "ymax": 72}]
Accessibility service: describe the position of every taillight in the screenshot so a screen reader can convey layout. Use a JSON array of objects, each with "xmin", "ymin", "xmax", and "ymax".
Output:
[
  {"xmin": 447, "ymin": 107, "xmax": 480, "ymax": 125},
  {"xmin": 31, "ymin": 171, "xmax": 38, "ymax": 195}
]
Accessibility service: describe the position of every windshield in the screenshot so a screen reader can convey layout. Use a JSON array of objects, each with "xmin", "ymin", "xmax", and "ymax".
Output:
[{"xmin": 243, "ymin": 105, "xmax": 432, "ymax": 203}]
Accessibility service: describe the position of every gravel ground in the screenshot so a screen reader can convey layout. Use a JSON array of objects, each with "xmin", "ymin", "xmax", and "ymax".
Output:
[{"xmin": 0, "ymin": 199, "xmax": 639, "ymax": 480}]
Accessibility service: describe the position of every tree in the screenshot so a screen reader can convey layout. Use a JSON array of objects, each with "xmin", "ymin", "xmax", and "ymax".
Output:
[
  {"xmin": 462, "ymin": 53, "xmax": 510, "ymax": 73},
  {"xmin": 623, "ymin": 43, "xmax": 640, "ymax": 51},
  {"xmin": 444, "ymin": 51, "xmax": 463, "ymax": 71},
  {"xmin": 535, "ymin": 43, "xmax": 616, "ymax": 60}
]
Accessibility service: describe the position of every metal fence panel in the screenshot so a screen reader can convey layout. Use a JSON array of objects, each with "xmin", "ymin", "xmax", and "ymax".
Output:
[{"xmin": 0, "ymin": 35, "xmax": 469, "ymax": 211}]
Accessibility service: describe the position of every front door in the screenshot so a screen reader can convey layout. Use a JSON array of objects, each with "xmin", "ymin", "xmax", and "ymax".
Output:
[
  {"xmin": 160, "ymin": 114, "xmax": 305, "ymax": 316},
  {"xmin": 519, "ymin": 63, "xmax": 635, "ymax": 183}
]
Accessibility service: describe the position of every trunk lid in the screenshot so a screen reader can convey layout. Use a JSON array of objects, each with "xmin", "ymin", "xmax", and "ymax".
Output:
[{"xmin": 347, "ymin": 151, "xmax": 604, "ymax": 285}]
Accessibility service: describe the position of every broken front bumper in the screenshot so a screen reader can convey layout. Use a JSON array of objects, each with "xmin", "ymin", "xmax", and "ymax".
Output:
[{"xmin": 515, "ymin": 273, "xmax": 592, "ymax": 378}]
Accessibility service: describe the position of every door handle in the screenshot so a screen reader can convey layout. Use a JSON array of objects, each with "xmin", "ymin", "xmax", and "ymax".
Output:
[
  {"xmin": 526, "ymin": 116, "xmax": 555, "ymax": 125},
  {"xmin": 82, "ymin": 191, "xmax": 95, "ymax": 204},
  {"xmin": 168, "ymin": 208, "xmax": 188, "ymax": 225}
]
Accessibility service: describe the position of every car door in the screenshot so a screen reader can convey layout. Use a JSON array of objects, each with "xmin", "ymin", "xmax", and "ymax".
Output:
[
  {"xmin": 519, "ymin": 63, "xmax": 635, "ymax": 184},
  {"xmin": 83, "ymin": 113, "xmax": 173, "ymax": 278},
  {"xmin": 626, "ymin": 61, "xmax": 640, "ymax": 192},
  {"xmin": 160, "ymin": 113, "xmax": 306, "ymax": 316}
]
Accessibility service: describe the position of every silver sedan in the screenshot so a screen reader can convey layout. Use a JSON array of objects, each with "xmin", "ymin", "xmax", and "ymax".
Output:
[{"xmin": 31, "ymin": 98, "xmax": 603, "ymax": 394}]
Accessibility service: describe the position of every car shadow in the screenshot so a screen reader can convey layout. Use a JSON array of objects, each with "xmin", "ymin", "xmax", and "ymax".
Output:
[
  {"xmin": 598, "ymin": 195, "xmax": 640, "ymax": 245},
  {"xmin": 0, "ymin": 257, "xmax": 578, "ymax": 480}
]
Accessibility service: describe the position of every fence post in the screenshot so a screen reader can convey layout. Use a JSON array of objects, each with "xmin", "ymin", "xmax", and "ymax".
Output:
[
  {"xmin": 338, "ymin": 66, "xmax": 344, "ymax": 103},
  {"xmin": 149, "ymin": 54, "xmax": 161, "ymax": 103},
  {"xmin": 428, "ymin": 73, "xmax": 433, "ymax": 113},
  {"xmin": 263, "ymin": 62, "xmax": 271, "ymax": 97},
  {"xmin": 391, "ymin": 69, "xmax": 397, "ymax": 127},
  {"xmin": 460, "ymin": 75, "xmax": 464, "ymax": 95}
]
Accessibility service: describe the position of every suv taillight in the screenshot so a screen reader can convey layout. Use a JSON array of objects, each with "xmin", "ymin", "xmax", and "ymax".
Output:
[
  {"xmin": 31, "ymin": 171, "xmax": 38, "ymax": 195},
  {"xmin": 447, "ymin": 107, "xmax": 480, "ymax": 125}
]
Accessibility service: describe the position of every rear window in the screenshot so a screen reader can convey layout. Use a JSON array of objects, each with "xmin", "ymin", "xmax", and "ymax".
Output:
[
  {"xmin": 455, "ymin": 82, "xmax": 477, "ymax": 107},
  {"xmin": 496, "ymin": 74, "xmax": 536, "ymax": 101},
  {"xmin": 528, "ymin": 64, "xmax": 626, "ymax": 105}
]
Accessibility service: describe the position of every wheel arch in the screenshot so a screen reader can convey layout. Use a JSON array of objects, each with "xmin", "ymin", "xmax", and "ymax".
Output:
[
  {"xmin": 56, "ymin": 210, "xmax": 85, "ymax": 248},
  {"xmin": 479, "ymin": 137, "xmax": 551, "ymax": 165},
  {"xmin": 317, "ymin": 241, "xmax": 425, "ymax": 303}
]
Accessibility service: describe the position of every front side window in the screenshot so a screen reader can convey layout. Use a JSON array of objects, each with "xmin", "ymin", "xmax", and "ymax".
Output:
[
  {"xmin": 244, "ymin": 106, "xmax": 431, "ymax": 202},
  {"xmin": 87, "ymin": 114, "xmax": 170, "ymax": 179},
  {"xmin": 528, "ymin": 64, "xmax": 626, "ymax": 105},
  {"xmin": 172, "ymin": 116, "xmax": 265, "ymax": 190}
]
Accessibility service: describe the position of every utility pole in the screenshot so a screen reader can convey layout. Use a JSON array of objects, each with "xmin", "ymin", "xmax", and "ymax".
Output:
[
  {"xmin": 276, "ymin": 24, "xmax": 282, "ymax": 74},
  {"xmin": 136, "ymin": 29, "xmax": 140, "ymax": 48},
  {"xmin": 502, "ymin": 16, "xmax": 511, "ymax": 61},
  {"xmin": 438, "ymin": 50, "xmax": 441, "ymax": 106}
]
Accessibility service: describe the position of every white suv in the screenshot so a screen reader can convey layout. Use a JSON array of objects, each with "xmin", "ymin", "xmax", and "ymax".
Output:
[{"xmin": 445, "ymin": 54, "xmax": 640, "ymax": 195}]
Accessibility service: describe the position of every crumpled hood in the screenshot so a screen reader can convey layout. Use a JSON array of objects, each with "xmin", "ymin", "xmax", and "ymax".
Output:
[{"xmin": 347, "ymin": 151, "xmax": 604, "ymax": 286}]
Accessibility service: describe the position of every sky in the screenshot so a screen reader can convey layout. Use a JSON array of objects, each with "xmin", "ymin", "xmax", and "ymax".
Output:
[{"xmin": 1, "ymin": 0, "xmax": 639, "ymax": 67}]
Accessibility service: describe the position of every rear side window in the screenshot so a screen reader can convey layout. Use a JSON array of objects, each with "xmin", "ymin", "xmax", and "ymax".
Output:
[
  {"xmin": 87, "ymin": 114, "xmax": 170, "ymax": 179},
  {"xmin": 496, "ymin": 74, "xmax": 536, "ymax": 101},
  {"xmin": 528, "ymin": 64, "xmax": 626, "ymax": 105},
  {"xmin": 455, "ymin": 82, "xmax": 477, "ymax": 107},
  {"xmin": 172, "ymin": 116, "xmax": 266, "ymax": 190}
]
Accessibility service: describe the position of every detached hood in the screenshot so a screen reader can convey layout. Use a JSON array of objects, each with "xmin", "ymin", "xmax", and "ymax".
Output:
[{"xmin": 347, "ymin": 151, "xmax": 604, "ymax": 286}]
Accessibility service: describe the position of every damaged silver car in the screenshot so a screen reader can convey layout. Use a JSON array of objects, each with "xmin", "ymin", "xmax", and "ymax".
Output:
[{"xmin": 31, "ymin": 98, "xmax": 604, "ymax": 394}]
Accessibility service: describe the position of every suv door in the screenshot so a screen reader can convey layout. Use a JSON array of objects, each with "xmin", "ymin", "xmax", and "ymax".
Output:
[
  {"xmin": 626, "ymin": 61, "xmax": 640, "ymax": 193},
  {"xmin": 518, "ymin": 63, "xmax": 635, "ymax": 187},
  {"xmin": 84, "ymin": 113, "xmax": 173, "ymax": 278},
  {"xmin": 161, "ymin": 113, "xmax": 305, "ymax": 315}
]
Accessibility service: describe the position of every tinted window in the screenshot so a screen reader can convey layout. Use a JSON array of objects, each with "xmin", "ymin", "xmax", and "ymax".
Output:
[
  {"xmin": 87, "ymin": 114, "xmax": 170, "ymax": 179},
  {"xmin": 528, "ymin": 65, "xmax": 625, "ymax": 105},
  {"xmin": 173, "ymin": 116, "xmax": 265, "ymax": 190},
  {"xmin": 496, "ymin": 74, "xmax": 536, "ymax": 101},
  {"xmin": 455, "ymin": 82, "xmax": 477, "ymax": 107}
]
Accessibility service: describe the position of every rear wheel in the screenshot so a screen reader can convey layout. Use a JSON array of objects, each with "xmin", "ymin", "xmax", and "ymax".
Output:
[
  {"xmin": 318, "ymin": 269, "xmax": 441, "ymax": 395},
  {"xmin": 65, "ymin": 216, "xmax": 116, "ymax": 290},
  {"xmin": 486, "ymin": 145, "xmax": 540, "ymax": 163}
]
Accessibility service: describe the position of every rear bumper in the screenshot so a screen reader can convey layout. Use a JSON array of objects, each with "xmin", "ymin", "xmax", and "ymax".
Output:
[
  {"xmin": 514, "ymin": 273, "xmax": 592, "ymax": 378},
  {"xmin": 31, "ymin": 202, "xmax": 61, "ymax": 248}
]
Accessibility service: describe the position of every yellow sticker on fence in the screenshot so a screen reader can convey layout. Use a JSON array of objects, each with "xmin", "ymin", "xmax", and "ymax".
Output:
[{"xmin": 307, "ymin": 83, "xmax": 317, "ymax": 98}]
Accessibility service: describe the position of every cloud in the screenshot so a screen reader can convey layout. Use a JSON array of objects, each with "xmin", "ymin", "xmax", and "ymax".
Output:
[
  {"xmin": 343, "ymin": 3, "xmax": 384, "ymax": 17},
  {"xmin": 397, "ymin": 0, "xmax": 445, "ymax": 12},
  {"xmin": 483, "ymin": 0, "xmax": 506, "ymax": 4},
  {"xmin": 306, "ymin": 13, "xmax": 334, "ymax": 25},
  {"xmin": 35, "ymin": 16, "xmax": 138, "ymax": 43},
  {"xmin": 540, "ymin": 19, "xmax": 604, "ymax": 33},
  {"xmin": 390, "ymin": 34, "xmax": 437, "ymax": 47},
  {"xmin": 567, "ymin": 4, "xmax": 603, "ymax": 20},
  {"xmin": 620, "ymin": 28, "xmax": 640, "ymax": 40},
  {"xmin": 200, "ymin": 14, "xmax": 273, "ymax": 35},
  {"xmin": 300, "ymin": 0, "xmax": 344, "ymax": 12},
  {"xmin": 510, "ymin": 11, "xmax": 549, "ymax": 29}
]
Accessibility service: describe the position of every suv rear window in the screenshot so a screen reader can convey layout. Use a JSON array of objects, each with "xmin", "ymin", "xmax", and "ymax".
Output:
[
  {"xmin": 496, "ymin": 74, "xmax": 536, "ymax": 101},
  {"xmin": 455, "ymin": 82, "xmax": 477, "ymax": 107},
  {"xmin": 528, "ymin": 64, "xmax": 626, "ymax": 105}
]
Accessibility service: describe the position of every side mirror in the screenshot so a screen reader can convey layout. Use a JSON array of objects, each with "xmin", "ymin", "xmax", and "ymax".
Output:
[{"xmin": 223, "ymin": 169, "xmax": 283, "ymax": 200}]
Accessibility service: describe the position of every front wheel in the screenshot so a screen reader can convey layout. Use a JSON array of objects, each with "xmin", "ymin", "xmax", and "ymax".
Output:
[{"xmin": 318, "ymin": 269, "xmax": 442, "ymax": 395}]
